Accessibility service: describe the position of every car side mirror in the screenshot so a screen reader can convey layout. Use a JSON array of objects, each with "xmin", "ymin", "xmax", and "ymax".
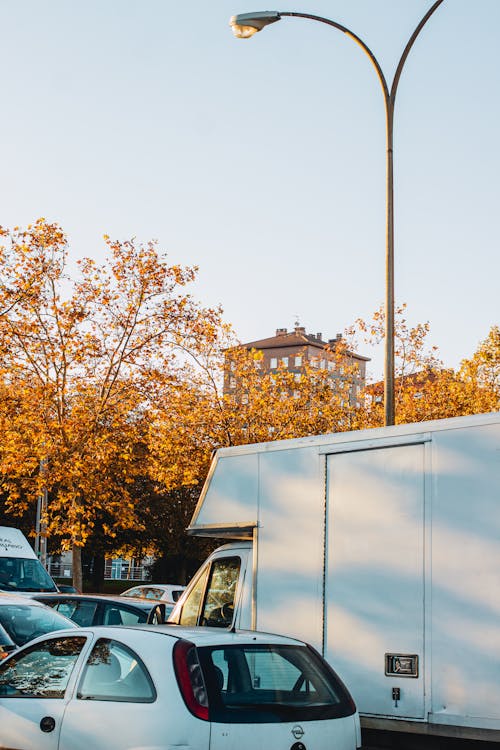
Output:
[{"xmin": 147, "ymin": 603, "xmax": 166, "ymax": 625}]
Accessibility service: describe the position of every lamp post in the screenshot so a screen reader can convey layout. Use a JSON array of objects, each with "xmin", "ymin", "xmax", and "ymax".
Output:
[
  {"xmin": 35, "ymin": 457, "xmax": 48, "ymax": 568},
  {"xmin": 230, "ymin": 3, "xmax": 445, "ymax": 426}
]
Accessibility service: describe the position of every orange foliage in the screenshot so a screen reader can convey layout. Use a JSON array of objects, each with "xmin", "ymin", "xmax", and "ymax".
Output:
[
  {"xmin": 0, "ymin": 220, "xmax": 223, "ymax": 587},
  {"xmin": 0, "ymin": 221, "xmax": 497, "ymax": 580}
]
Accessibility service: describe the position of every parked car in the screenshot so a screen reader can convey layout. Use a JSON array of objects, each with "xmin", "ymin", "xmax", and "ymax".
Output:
[
  {"xmin": 120, "ymin": 583, "xmax": 185, "ymax": 604},
  {"xmin": 0, "ymin": 592, "xmax": 75, "ymax": 654},
  {"xmin": 32, "ymin": 593, "xmax": 170, "ymax": 626},
  {"xmin": 0, "ymin": 624, "xmax": 361, "ymax": 750}
]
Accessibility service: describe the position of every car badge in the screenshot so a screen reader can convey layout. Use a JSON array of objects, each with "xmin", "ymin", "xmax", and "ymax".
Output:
[{"xmin": 292, "ymin": 725, "xmax": 305, "ymax": 739}]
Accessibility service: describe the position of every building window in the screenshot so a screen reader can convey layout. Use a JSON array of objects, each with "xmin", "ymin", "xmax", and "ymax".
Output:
[
  {"xmin": 294, "ymin": 355, "xmax": 302, "ymax": 367},
  {"xmin": 294, "ymin": 373, "xmax": 301, "ymax": 382},
  {"xmin": 241, "ymin": 394, "xmax": 249, "ymax": 404},
  {"xmin": 328, "ymin": 361, "xmax": 335, "ymax": 372},
  {"xmin": 270, "ymin": 357, "xmax": 277, "ymax": 369},
  {"xmin": 281, "ymin": 357, "xmax": 289, "ymax": 367},
  {"xmin": 229, "ymin": 377, "xmax": 236, "ymax": 389}
]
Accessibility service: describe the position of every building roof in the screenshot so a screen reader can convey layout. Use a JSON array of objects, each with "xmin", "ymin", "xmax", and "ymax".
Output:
[{"xmin": 242, "ymin": 327, "xmax": 370, "ymax": 362}]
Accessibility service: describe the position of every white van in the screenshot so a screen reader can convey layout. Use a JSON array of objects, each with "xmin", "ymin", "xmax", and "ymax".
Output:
[{"xmin": 0, "ymin": 527, "xmax": 58, "ymax": 593}]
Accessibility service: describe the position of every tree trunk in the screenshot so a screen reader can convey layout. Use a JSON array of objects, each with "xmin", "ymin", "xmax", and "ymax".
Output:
[{"xmin": 72, "ymin": 545, "xmax": 83, "ymax": 592}]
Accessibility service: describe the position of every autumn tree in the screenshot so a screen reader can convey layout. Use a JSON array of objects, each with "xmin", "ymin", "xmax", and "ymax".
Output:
[
  {"xmin": 0, "ymin": 219, "xmax": 223, "ymax": 589},
  {"xmin": 0, "ymin": 223, "xmax": 58, "ymax": 317},
  {"xmin": 456, "ymin": 326, "xmax": 500, "ymax": 413},
  {"xmin": 351, "ymin": 306, "xmax": 499, "ymax": 425}
]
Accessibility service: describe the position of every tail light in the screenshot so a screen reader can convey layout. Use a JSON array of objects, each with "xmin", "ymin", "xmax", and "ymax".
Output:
[{"xmin": 173, "ymin": 639, "xmax": 209, "ymax": 721}]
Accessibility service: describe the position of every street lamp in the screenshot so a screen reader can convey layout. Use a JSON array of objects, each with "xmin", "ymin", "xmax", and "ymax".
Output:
[{"xmin": 229, "ymin": 3, "xmax": 445, "ymax": 426}]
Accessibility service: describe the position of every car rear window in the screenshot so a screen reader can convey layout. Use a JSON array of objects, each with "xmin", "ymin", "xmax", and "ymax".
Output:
[{"xmin": 198, "ymin": 643, "xmax": 355, "ymax": 723}]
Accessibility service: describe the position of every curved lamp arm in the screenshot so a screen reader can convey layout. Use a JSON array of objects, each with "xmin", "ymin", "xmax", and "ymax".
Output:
[
  {"xmin": 230, "ymin": 3, "xmax": 444, "ymax": 106},
  {"xmin": 230, "ymin": 2, "xmax": 446, "ymax": 425}
]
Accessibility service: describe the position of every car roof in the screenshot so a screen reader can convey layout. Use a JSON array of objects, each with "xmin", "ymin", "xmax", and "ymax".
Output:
[
  {"xmin": 0, "ymin": 592, "xmax": 50, "ymax": 607},
  {"xmin": 155, "ymin": 626, "xmax": 306, "ymax": 647},
  {"xmin": 46, "ymin": 623, "xmax": 308, "ymax": 648},
  {"xmin": 33, "ymin": 593, "xmax": 159, "ymax": 611}
]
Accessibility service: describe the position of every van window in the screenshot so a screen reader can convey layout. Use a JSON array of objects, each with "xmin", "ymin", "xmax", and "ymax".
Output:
[
  {"xmin": 178, "ymin": 565, "xmax": 210, "ymax": 626},
  {"xmin": 177, "ymin": 557, "xmax": 241, "ymax": 628},
  {"xmin": 200, "ymin": 557, "xmax": 240, "ymax": 628}
]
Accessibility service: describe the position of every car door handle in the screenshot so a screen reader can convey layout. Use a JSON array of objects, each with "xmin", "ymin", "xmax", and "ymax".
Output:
[{"xmin": 40, "ymin": 716, "xmax": 56, "ymax": 733}]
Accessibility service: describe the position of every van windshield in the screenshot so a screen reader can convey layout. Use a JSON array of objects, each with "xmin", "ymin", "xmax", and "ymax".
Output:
[{"xmin": 0, "ymin": 557, "xmax": 58, "ymax": 593}]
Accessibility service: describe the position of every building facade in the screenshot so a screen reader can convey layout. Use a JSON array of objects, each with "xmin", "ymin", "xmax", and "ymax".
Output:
[{"xmin": 224, "ymin": 325, "xmax": 369, "ymax": 404}]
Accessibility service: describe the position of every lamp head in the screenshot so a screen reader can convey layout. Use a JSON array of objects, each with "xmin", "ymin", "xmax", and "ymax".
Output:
[{"xmin": 229, "ymin": 11, "xmax": 281, "ymax": 39}]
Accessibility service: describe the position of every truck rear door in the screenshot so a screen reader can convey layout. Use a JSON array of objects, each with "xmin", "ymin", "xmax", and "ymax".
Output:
[{"xmin": 325, "ymin": 442, "xmax": 426, "ymax": 719}]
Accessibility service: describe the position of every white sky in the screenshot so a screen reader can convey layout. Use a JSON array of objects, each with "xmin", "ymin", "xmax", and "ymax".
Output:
[{"xmin": 1, "ymin": 0, "xmax": 498, "ymax": 381}]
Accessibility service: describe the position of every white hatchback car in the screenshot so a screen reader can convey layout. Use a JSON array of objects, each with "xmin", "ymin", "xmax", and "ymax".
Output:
[{"xmin": 0, "ymin": 625, "xmax": 361, "ymax": 750}]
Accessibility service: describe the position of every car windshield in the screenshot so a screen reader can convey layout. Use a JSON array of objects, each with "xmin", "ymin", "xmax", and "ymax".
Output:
[
  {"xmin": 198, "ymin": 643, "xmax": 355, "ymax": 723},
  {"xmin": 0, "ymin": 604, "xmax": 75, "ymax": 647}
]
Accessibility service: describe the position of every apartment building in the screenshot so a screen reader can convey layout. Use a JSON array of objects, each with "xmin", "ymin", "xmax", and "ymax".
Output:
[{"xmin": 224, "ymin": 325, "xmax": 369, "ymax": 402}]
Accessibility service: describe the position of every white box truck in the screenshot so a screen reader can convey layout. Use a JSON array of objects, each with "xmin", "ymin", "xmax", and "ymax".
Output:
[
  {"xmin": 169, "ymin": 411, "xmax": 500, "ymax": 743},
  {"xmin": 0, "ymin": 527, "xmax": 58, "ymax": 593}
]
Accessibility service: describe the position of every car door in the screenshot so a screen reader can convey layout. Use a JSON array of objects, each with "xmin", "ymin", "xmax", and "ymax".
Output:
[
  {"xmin": 0, "ymin": 634, "xmax": 88, "ymax": 750},
  {"xmin": 59, "ymin": 635, "xmax": 204, "ymax": 750}
]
